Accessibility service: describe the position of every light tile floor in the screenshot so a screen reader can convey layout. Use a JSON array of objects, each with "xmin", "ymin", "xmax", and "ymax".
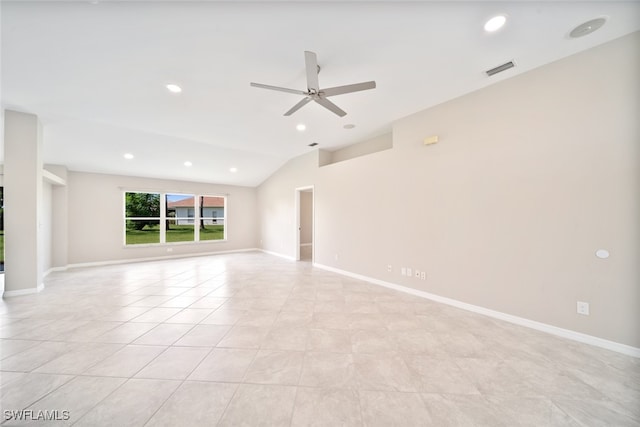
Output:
[{"xmin": 1, "ymin": 252, "xmax": 639, "ymax": 426}]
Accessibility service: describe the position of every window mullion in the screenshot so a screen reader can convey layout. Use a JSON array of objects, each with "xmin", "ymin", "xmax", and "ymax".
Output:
[
  {"xmin": 194, "ymin": 195, "xmax": 201, "ymax": 242},
  {"xmin": 160, "ymin": 193, "xmax": 167, "ymax": 244}
]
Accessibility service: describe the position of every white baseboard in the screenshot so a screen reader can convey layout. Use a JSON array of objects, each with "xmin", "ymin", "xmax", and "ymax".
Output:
[
  {"xmin": 313, "ymin": 262, "xmax": 640, "ymax": 358},
  {"xmin": 3, "ymin": 282, "xmax": 45, "ymax": 298},
  {"xmin": 64, "ymin": 248, "xmax": 260, "ymax": 270},
  {"xmin": 43, "ymin": 267, "xmax": 65, "ymax": 278},
  {"xmin": 259, "ymin": 249, "xmax": 296, "ymax": 261}
]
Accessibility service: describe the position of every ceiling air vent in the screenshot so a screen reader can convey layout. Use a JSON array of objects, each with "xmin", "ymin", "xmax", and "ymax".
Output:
[
  {"xmin": 486, "ymin": 61, "xmax": 515, "ymax": 77},
  {"xmin": 308, "ymin": 142, "xmax": 318, "ymax": 147}
]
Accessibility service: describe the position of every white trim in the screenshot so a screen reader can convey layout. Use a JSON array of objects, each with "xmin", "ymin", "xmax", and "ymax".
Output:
[
  {"xmin": 313, "ymin": 262, "xmax": 640, "ymax": 358},
  {"xmin": 159, "ymin": 193, "xmax": 167, "ymax": 244},
  {"xmin": 43, "ymin": 266, "xmax": 70, "ymax": 276},
  {"xmin": 43, "ymin": 267, "xmax": 57, "ymax": 277},
  {"xmin": 260, "ymin": 249, "xmax": 296, "ymax": 261},
  {"xmin": 42, "ymin": 169, "xmax": 66, "ymax": 186},
  {"xmin": 295, "ymin": 186, "xmax": 314, "ymax": 262},
  {"xmin": 294, "ymin": 189, "xmax": 301, "ymax": 261},
  {"xmin": 3, "ymin": 283, "xmax": 45, "ymax": 297},
  {"xmin": 122, "ymin": 239, "xmax": 229, "ymax": 249},
  {"xmin": 64, "ymin": 248, "xmax": 259, "ymax": 270}
]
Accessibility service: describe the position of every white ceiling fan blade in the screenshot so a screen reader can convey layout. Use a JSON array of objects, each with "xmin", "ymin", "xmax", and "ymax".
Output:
[
  {"xmin": 284, "ymin": 97, "xmax": 312, "ymax": 116},
  {"xmin": 321, "ymin": 81, "xmax": 376, "ymax": 97},
  {"xmin": 250, "ymin": 82, "xmax": 307, "ymax": 96},
  {"xmin": 315, "ymin": 97, "xmax": 347, "ymax": 117},
  {"xmin": 304, "ymin": 51, "xmax": 320, "ymax": 92}
]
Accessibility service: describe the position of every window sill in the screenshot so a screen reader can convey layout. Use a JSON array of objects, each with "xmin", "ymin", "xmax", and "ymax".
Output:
[{"xmin": 124, "ymin": 239, "xmax": 228, "ymax": 249}]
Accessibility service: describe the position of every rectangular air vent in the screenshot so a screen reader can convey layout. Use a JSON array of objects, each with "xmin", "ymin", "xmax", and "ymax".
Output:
[{"xmin": 486, "ymin": 60, "xmax": 515, "ymax": 77}]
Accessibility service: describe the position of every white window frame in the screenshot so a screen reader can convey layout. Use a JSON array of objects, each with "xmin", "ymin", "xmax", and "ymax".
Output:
[
  {"xmin": 123, "ymin": 191, "xmax": 162, "ymax": 245},
  {"xmin": 198, "ymin": 195, "xmax": 227, "ymax": 242},
  {"xmin": 124, "ymin": 191, "xmax": 227, "ymax": 246},
  {"xmin": 167, "ymin": 193, "xmax": 196, "ymax": 243}
]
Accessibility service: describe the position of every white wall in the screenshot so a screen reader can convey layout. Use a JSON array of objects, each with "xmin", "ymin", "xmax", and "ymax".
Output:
[
  {"xmin": 328, "ymin": 132, "xmax": 392, "ymax": 164},
  {"xmin": 67, "ymin": 171, "xmax": 258, "ymax": 264},
  {"xmin": 257, "ymin": 33, "xmax": 640, "ymax": 348},
  {"xmin": 257, "ymin": 151, "xmax": 318, "ymax": 257}
]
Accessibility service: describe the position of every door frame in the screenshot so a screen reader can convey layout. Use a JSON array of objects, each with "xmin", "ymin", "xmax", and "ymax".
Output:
[{"xmin": 295, "ymin": 186, "xmax": 314, "ymax": 261}]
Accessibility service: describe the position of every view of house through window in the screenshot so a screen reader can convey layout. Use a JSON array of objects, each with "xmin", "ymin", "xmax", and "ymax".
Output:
[
  {"xmin": 166, "ymin": 194, "xmax": 195, "ymax": 243},
  {"xmin": 125, "ymin": 191, "xmax": 226, "ymax": 245},
  {"xmin": 197, "ymin": 195, "xmax": 226, "ymax": 241}
]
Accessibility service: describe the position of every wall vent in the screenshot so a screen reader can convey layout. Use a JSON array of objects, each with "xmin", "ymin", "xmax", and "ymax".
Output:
[
  {"xmin": 486, "ymin": 61, "xmax": 515, "ymax": 77},
  {"xmin": 308, "ymin": 142, "xmax": 318, "ymax": 147}
]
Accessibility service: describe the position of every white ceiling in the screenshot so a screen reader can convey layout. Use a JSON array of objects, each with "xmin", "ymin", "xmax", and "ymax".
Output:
[{"xmin": 2, "ymin": 1, "xmax": 639, "ymax": 186}]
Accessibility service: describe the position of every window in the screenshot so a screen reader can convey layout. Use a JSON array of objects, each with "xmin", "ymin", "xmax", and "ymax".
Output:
[
  {"xmin": 198, "ymin": 196, "xmax": 226, "ymax": 241},
  {"xmin": 124, "ymin": 192, "xmax": 161, "ymax": 245},
  {"xmin": 124, "ymin": 191, "xmax": 226, "ymax": 245},
  {"xmin": 166, "ymin": 194, "xmax": 194, "ymax": 243}
]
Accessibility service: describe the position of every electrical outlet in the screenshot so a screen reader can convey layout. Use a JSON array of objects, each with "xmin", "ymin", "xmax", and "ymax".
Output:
[
  {"xmin": 334, "ymin": 254, "xmax": 339, "ymax": 261},
  {"xmin": 387, "ymin": 265, "xmax": 392, "ymax": 272},
  {"xmin": 421, "ymin": 271, "xmax": 426, "ymax": 280},
  {"xmin": 407, "ymin": 268, "xmax": 412, "ymax": 277},
  {"xmin": 415, "ymin": 270, "xmax": 420, "ymax": 278},
  {"xmin": 577, "ymin": 301, "xmax": 590, "ymax": 315},
  {"xmin": 401, "ymin": 267, "xmax": 406, "ymax": 276}
]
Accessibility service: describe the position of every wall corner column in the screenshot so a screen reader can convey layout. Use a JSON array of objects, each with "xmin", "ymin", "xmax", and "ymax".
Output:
[
  {"xmin": 47, "ymin": 165, "xmax": 69, "ymax": 269},
  {"xmin": 3, "ymin": 109, "xmax": 44, "ymax": 296}
]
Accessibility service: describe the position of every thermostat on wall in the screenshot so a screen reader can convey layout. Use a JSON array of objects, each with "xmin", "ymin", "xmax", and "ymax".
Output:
[{"xmin": 423, "ymin": 135, "xmax": 439, "ymax": 145}]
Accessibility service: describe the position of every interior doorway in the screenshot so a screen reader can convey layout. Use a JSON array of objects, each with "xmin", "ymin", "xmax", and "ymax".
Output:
[{"xmin": 295, "ymin": 186, "xmax": 314, "ymax": 261}]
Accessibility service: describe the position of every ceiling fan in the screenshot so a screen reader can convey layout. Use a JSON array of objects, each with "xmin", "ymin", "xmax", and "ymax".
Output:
[{"xmin": 250, "ymin": 51, "xmax": 376, "ymax": 117}]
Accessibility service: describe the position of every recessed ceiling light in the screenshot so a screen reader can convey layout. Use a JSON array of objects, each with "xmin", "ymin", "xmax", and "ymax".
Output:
[
  {"xmin": 569, "ymin": 17, "xmax": 607, "ymax": 38},
  {"xmin": 229, "ymin": 167, "xmax": 238, "ymax": 173},
  {"xmin": 343, "ymin": 124, "xmax": 356, "ymax": 129},
  {"xmin": 184, "ymin": 161, "xmax": 192, "ymax": 167},
  {"xmin": 296, "ymin": 124, "xmax": 306, "ymax": 132},
  {"xmin": 166, "ymin": 84, "xmax": 182, "ymax": 93},
  {"xmin": 484, "ymin": 15, "xmax": 507, "ymax": 32},
  {"xmin": 123, "ymin": 153, "xmax": 134, "ymax": 160}
]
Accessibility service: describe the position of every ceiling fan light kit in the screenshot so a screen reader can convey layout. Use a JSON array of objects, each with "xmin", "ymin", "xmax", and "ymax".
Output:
[{"xmin": 251, "ymin": 51, "xmax": 376, "ymax": 117}]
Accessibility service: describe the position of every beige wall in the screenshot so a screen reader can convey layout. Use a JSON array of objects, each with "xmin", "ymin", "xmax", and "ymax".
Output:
[
  {"xmin": 257, "ymin": 33, "xmax": 640, "ymax": 348},
  {"xmin": 67, "ymin": 171, "xmax": 258, "ymax": 264},
  {"xmin": 46, "ymin": 165, "xmax": 69, "ymax": 269}
]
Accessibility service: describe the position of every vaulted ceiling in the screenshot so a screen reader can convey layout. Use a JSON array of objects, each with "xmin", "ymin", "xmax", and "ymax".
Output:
[{"xmin": 2, "ymin": 1, "xmax": 639, "ymax": 186}]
